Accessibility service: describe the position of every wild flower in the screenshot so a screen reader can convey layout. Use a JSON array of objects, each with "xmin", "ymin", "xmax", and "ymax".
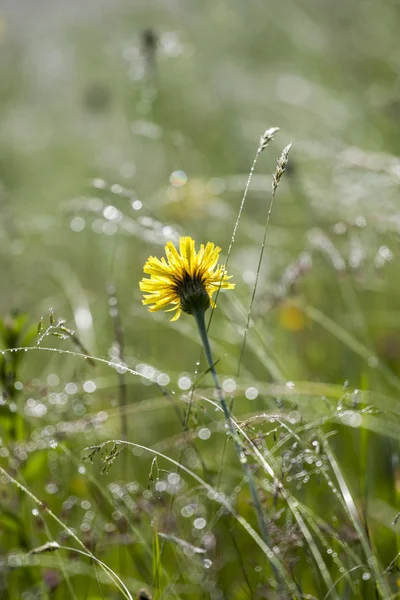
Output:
[{"xmin": 139, "ymin": 236, "xmax": 234, "ymax": 321}]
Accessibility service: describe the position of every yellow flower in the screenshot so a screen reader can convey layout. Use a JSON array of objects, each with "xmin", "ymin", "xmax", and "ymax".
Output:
[
  {"xmin": 279, "ymin": 299, "xmax": 305, "ymax": 332},
  {"xmin": 140, "ymin": 236, "xmax": 234, "ymax": 321}
]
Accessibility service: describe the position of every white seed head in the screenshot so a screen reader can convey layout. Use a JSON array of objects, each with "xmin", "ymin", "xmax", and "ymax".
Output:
[
  {"xmin": 259, "ymin": 127, "xmax": 280, "ymax": 152},
  {"xmin": 272, "ymin": 142, "xmax": 292, "ymax": 193}
]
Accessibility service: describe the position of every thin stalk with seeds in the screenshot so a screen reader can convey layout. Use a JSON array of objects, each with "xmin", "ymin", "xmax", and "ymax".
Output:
[
  {"xmin": 215, "ymin": 142, "xmax": 292, "ymax": 504},
  {"xmin": 237, "ymin": 142, "xmax": 292, "ymax": 377},
  {"xmin": 207, "ymin": 126, "xmax": 280, "ymax": 333}
]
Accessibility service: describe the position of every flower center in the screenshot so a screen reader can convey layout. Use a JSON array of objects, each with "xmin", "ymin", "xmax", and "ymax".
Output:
[{"xmin": 175, "ymin": 271, "xmax": 210, "ymax": 315}]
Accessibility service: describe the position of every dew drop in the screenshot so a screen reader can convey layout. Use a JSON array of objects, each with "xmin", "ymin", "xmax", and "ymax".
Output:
[
  {"xmin": 193, "ymin": 518, "xmax": 206, "ymax": 530},
  {"xmin": 169, "ymin": 170, "xmax": 187, "ymax": 188},
  {"xmin": 222, "ymin": 378, "xmax": 236, "ymax": 393},
  {"xmin": 198, "ymin": 428, "xmax": 211, "ymax": 441}
]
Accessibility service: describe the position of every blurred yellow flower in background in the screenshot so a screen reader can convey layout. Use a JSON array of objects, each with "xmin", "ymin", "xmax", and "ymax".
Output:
[
  {"xmin": 279, "ymin": 299, "xmax": 306, "ymax": 332},
  {"xmin": 140, "ymin": 236, "xmax": 234, "ymax": 321}
]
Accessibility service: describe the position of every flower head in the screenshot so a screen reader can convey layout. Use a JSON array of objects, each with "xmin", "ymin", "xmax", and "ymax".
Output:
[{"xmin": 140, "ymin": 236, "xmax": 234, "ymax": 321}]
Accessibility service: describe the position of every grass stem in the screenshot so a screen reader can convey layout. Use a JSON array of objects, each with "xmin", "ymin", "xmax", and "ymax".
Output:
[{"xmin": 192, "ymin": 306, "xmax": 284, "ymax": 592}]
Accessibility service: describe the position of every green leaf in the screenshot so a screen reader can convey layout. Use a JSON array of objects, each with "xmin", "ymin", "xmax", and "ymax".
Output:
[
  {"xmin": 0, "ymin": 511, "xmax": 22, "ymax": 534},
  {"xmin": 23, "ymin": 451, "xmax": 48, "ymax": 482}
]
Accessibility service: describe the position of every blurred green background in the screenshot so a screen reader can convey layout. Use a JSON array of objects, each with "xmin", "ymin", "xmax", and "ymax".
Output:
[{"xmin": 1, "ymin": 1, "xmax": 400, "ymax": 598}]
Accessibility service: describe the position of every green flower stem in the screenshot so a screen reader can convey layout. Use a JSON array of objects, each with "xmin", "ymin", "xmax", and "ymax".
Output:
[{"xmin": 192, "ymin": 307, "xmax": 274, "ymax": 559}]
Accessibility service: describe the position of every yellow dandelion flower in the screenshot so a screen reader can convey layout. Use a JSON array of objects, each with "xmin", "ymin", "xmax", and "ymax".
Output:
[{"xmin": 139, "ymin": 236, "xmax": 235, "ymax": 321}]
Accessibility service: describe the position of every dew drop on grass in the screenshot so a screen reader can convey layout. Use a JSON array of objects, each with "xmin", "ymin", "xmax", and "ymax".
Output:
[
  {"xmin": 181, "ymin": 505, "xmax": 194, "ymax": 517},
  {"xmin": 168, "ymin": 473, "xmax": 180, "ymax": 485},
  {"xmin": 131, "ymin": 199, "xmax": 142, "ymax": 210},
  {"xmin": 198, "ymin": 428, "xmax": 211, "ymax": 440},
  {"xmin": 245, "ymin": 386, "xmax": 258, "ymax": 400},
  {"xmin": 156, "ymin": 373, "xmax": 169, "ymax": 386},
  {"xmin": 92, "ymin": 178, "xmax": 106, "ymax": 189},
  {"xmin": 169, "ymin": 170, "xmax": 187, "ymax": 188},
  {"xmin": 45, "ymin": 483, "xmax": 58, "ymax": 494},
  {"xmin": 65, "ymin": 382, "xmax": 78, "ymax": 395},
  {"xmin": 47, "ymin": 374, "xmax": 59, "ymax": 386},
  {"xmin": 111, "ymin": 183, "xmax": 123, "ymax": 195},
  {"xmin": 70, "ymin": 216, "xmax": 85, "ymax": 232},
  {"xmin": 222, "ymin": 378, "xmax": 236, "ymax": 393},
  {"xmin": 8, "ymin": 555, "xmax": 22, "ymax": 568},
  {"xmin": 194, "ymin": 518, "xmax": 206, "ymax": 530},
  {"xmin": 362, "ymin": 572, "xmax": 371, "ymax": 581},
  {"xmin": 178, "ymin": 375, "xmax": 191, "ymax": 390},
  {"xmin": 83, "ymin": 380, "xmax": 96, "ymax": 393},
  {"xmin": 155, "ymin": 481, "xmax": 166, "ymax": 492},
  {"xmin": 203, "ymin": 558, "xmax": 212, "ymax": 569}
]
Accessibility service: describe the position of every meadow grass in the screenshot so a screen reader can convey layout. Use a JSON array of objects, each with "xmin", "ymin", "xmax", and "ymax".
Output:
[
  {"xmin": 1, "ymin": 133, "xmax": 399, "ymax": 599},
  {"xmin": 1, "ymin": 2, "xmax": 400, "ymax": 599}
]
